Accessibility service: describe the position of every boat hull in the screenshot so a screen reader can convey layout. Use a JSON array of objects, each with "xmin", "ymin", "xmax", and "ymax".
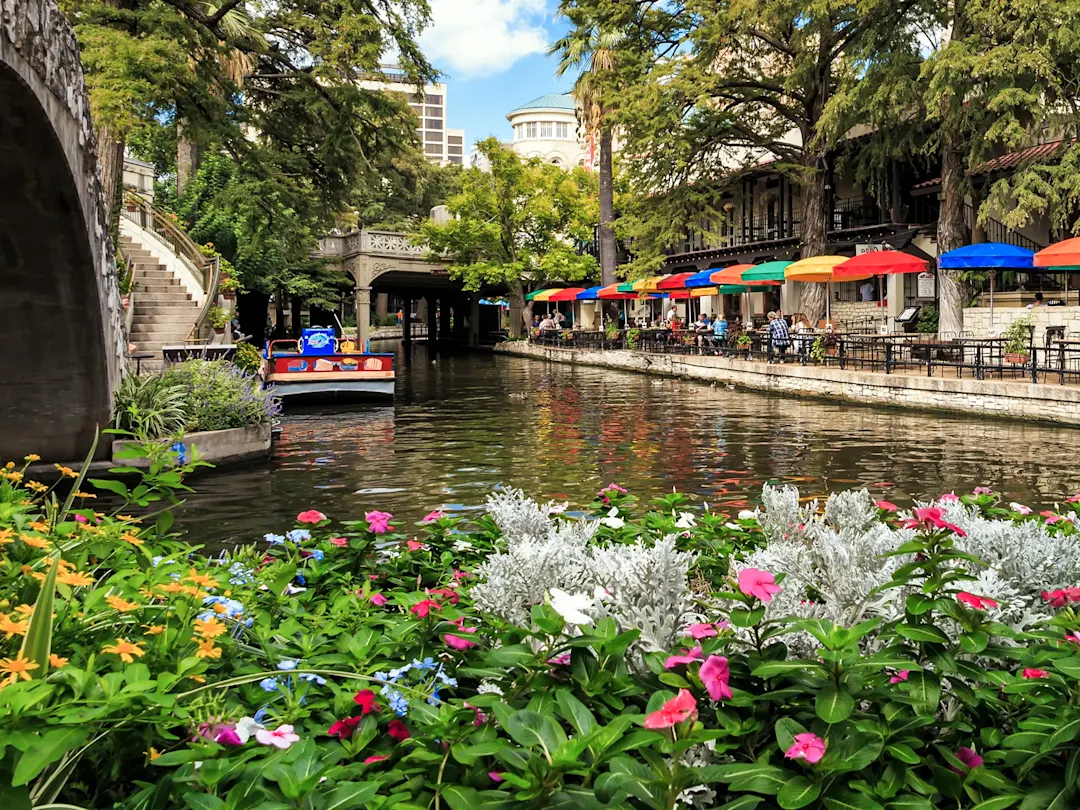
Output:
[
  {"xmin": 267, "ymin": 375, "xmax": 395, "ymax": 402},
  {"xmin": 264, "ymin": 347, "xmax": 395, "ymax": 403}
]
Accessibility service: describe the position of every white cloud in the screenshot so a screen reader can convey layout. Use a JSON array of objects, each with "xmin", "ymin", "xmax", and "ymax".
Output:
[{"xmin": 420, "ymin": 0, "xmax": 550, "ymax": 79}]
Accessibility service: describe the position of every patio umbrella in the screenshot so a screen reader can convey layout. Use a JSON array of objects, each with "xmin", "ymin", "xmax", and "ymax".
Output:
[
  {"xmin": 743, "ymin": 261, "xmax": 792, "ymax": 283},
  {"xmin": 1033, "ymin": 238, "xmax": 1080, "ymax": 306},
  {"xmin": 526, "ymin": 288, "xmax": 558, "ymax": 301},
  {"xmin": 834, "ymin": 251, "xmax": 927, "ymax": 278},
  {"xmin": 656, "ymin": 272, "xmax": 698, "ymax": 291},
  {"xmin": 632, "ymin": 275, "xmax": 670, "ymax": 293},
  {"xmin": 597, "ymin": 284, "xmax": 639, "ymax": 299},
  {"xmin": 547, "ymin": 287, "xmax": 586, "ymax": 301},
  {"xmin": 939, "ymin": 243, "xmax": 1035, "ymax": 329},
  {"xmin": 786, "ymin": 256, "xmax": 874, "ymax": 325},
  {"xmin": 576, "ymin": 286, "xmax": 604, "ymax": 300}
]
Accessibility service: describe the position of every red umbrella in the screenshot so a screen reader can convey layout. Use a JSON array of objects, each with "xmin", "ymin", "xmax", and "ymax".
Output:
[
  {"xmin": 833, "ymin": 251, "xmax": 927, "ymax": 279},
  {"xmin": 546, "ymin": 287, "xmax": 587, "ymax": 301},
  {"xmin": 655, "ymin": 272, "xmax": 698, "ymax": 290}
]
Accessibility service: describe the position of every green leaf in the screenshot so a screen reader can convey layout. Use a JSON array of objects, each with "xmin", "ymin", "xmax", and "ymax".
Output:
[
  {"xmin": 183, "ymin": 796, "xmax": 226, "ymax": 810},
  {"xmin": 959, "ymin": 630, "xmax": 989, "ymax": 654},
  {"xmin": 556, "ymin": 689, "xmax": 597, "ymax": 736},
  {"xmin": 778, "ymin": 776, "xmax": 820, "ymax": 809},
  {"xmin": 1019, "ymin": 785, "xmax": 1074, "ymax": 810},
  {"xmin": 888, "ymin": 796, "xmax": 935, "ymax": 810},
  {"xmin": 885, "ymin": 744, "xmax": 920, "ymax": 765},
  {"xmin": 88, "ymin": 478, "xmax": 129, "ymax": 498},
  {"xmin": 729, "ymin": 607, "xmax": 766, "ymax": 628},
  {"xmin": 905, "ymin": 671, "xmax": 941, "ymax": 712},
  {"xmin": 752, "ymin": 660, "xmax": 823, "ymax": 678},
  {"xmin": 440, "ymin": 786, "xmax": 484, "ymax": 810},
  {"xmin": 502, "ymin": 709, "xmax": 566, "ymax": 757},
  {"xmin": 969, "ymin": 797, "xmax": 1023, "ymax": 810},
  {"xmin": 718, "ymin": 798, "xmax": 764, "ymax": 810},
  {"xmin": 19, "ymin": 551, "xmax": 60, "ymax": 677},
  {"xmin": 483, "ymin": 644, "xmax": 536, "ymax": 668},
  {"xmin": 816, "ymin": 685, "xmax": 855, "ymax": 723},
  {"xmin": 775, "ymin": 718, "xmax": 808, "ymax": 752},
  {"xmin": 823, "ymin": 792, "xmax": 885, "ymax": 810},
  {"xmin": 702, "ymin": 764, "xmax": 786, "ymax": 795},
  {"xmin": 11, "ymin": 728, "xmax": 89, "ymax": 786},
  {"xmin": 322, "ymin": 781, "xmax": 379, "ymax": 810},
  {"xmin": 451, "ymin": 741, "xmax": 507, "ymax": 765},
  {"xmin": 1045, "ymin": 718, "xmax": 1080, "ymax": 750},
  {"xmin": 895, "ymin": 624, "xmax": 949, "ymax": 644}
]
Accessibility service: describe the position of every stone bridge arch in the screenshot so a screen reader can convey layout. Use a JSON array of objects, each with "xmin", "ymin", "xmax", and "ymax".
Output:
[{"xmin": 1, "ymin": 0, "xmax": 125, "ymax": 461}]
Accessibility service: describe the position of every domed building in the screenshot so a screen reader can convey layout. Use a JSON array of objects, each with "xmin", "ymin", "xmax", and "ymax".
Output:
[{"xmin": 506, "ymin": 92, "xmax": 592, "ymax": 169}]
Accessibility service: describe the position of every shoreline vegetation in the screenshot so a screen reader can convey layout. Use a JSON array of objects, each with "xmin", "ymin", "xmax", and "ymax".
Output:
[{"xmin": 2, "ymin": 441, "xmax": 1080, "ymax": 810}]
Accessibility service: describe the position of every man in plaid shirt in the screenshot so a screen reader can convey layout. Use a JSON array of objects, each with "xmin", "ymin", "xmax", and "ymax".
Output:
[{"xmin": 767, "ymin": 311, "xmax": 790, "ymax": 362}]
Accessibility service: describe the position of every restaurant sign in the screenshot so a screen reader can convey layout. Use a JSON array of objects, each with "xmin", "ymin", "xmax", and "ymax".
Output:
[{"xmin": 917, "ymin": 271, "xmax": 936, "ymax": 298}]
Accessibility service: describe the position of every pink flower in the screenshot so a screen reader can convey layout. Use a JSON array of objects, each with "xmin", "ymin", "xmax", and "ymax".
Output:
[
  {"xmin": 354, "ymin": 690, "xmax": 379, "ymax": 714},
  {"xmin": 687, "ymin": 623, "xmax": 719, "ymax": 639},
  {"xmin": 465, "ymin": 702, "xmax": 486, "ymax": 727},
  {"xmin": 328, "ymin": 717, "xmax": 363, "ymax": 739},
  {"xmin": 785, "ymin": 733, "xmax": 827, "ymax": 765},
  {"xmin": 938, "ymin": 493, "xmax": 959, "ymax": 503},
  {"xmin": 369, "ymin": 593, "xmax": 388, "ymax": 606},
  {"xmin": 427, "ymin": 587, "xmax": 460, "ymax": 605},
  {"xmin": 1041, "ymin": 512, "xmax": 1062, "ymax": 524},
  {"xmin": 489, "ymin": 772, "xmax": 505, "ymax": 783},
  {"xmin": 196, "ymin": 721, "xmax": 243, "ymax": 746},
  {"xmin": 955, "ymin": 747, "xmax": 983, "ymax": 771},
  {"xmin": 364, "ymin": 755, "xmax": 387, "ymax": 764},
  {"xmin": 957, "ymin": 592, "xmax": 998, "ymax": 610},
  {"xmin": 411, "ymin": 599, "xmax": 441, "ymax": 618},
  {"xmin": 423, "ymin": 511, "xmax": 447, "ymax": 523},
  {"xmin": 1012, "ymin": 503, "xmax": 1033, "ymax": 516},
  {"xmin": 889, "ymin": 670, "xmax": 910, "ymax": 684},
  {"xmin": 74, "ymin": 513, "xmax": 88, "ymax": 524},
  {"xmin": 738, "ymin": 568, "xmax": 782, "ymax": 602},
  {"xmin": 452, "ymin": 569, "xmax": 469, "ymax": 581},
  {"xmin": 406, "ymin": 540, "xmax": 427, "ymax": 551},
  {"xmin": 874, "ymin": 500, "xmax": 898, "ymax": 512},
  {"xmin": 547, "ymin": 652, "xmax": 572, "ymax": 666},
  {"xmin": 598, "ymin": 484, "xmax": 627, "ymax": 497},
  {"xmin": 365, "ymin": 511, "xmax": 393, "ymax": 534},
  {"xmin": 1022, "ymin": 668, "xmax": 1049, "ymax": 679},
  {"xmin": 643, "ymin": 689, "xmax": 698, "ymax": 729},
  {"xmin": 905, "ymin": 506, "xmax": 967, "ymax": 537},
  {"xmin": 1067, "ymin": 494, "xmax": 1080, "ymax": 503},
  {"xmin": 256, "ymin": 724, "xmax": 300, "ymax": 749},
  {"xmin": 1067, "ymin": 632, "xmax": 1080, "ymax": 645},
  {"xmin": 664, "ymin": 646, "xmax": 703, "ymax": 669},
  {"xmin": 444, "ymin": 633, "xmax": 477, "ymax": 650},
  {"xmin": 329, "ymin": 537, "xmax": 348, "ymax": 546},
  {"xmin": 1043, "ymin": 589, "xmax": 1069, "ymax": 607},
  {"xmin": 387, "ymin": 719, "xmax": 410, "ymax": 742},
  {"xmin": 297, "ymin": 510, "xmax": 327, "ymax": 524},
  {"xmin": 699, "ymin": 655, "xmax": 732, "ymax": 701},
  {"xmin": 974, "ymin": 487, "xmax": 993, "ymax": 495}
]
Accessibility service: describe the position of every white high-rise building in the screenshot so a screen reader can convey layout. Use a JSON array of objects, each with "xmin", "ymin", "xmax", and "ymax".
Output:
[{"xmin": 359, "ymin": 72, "xmax": 464, "ymax": 166}]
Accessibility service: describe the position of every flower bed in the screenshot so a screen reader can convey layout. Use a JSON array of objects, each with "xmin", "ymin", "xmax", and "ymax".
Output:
[{"xmin": 2, "ymin": 451, "xmax": 1080, "ymax": 810}]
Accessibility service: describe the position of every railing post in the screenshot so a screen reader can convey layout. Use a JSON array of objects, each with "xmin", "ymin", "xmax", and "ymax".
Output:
[
  {"xmin": 839, "ymin": 337, "xmax": 846, "ymax": 370},
  {"xmin": 1029, "ymin": 325, "xmax": 1037, "ymax": 384},
  {"xmin": 884, "ymin": 341, "xmax": 892, "ymax": 374}
]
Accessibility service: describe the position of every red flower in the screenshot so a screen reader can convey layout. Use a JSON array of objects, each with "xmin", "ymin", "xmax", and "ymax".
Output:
[
  {"xmin": 427, "ymin": 588, "xmax": 460, "ymax": 605},
  {"xmin": 444, "ymin": 633, "xmax": 477, "ymax": 650},
  {"xmin": 354, "ymin": 689, "xmax": 379, "ymax": 714},
  {"xmin": 643, "ymin": 689, "xmax": 698, "ymax": 730},
  {"xmin": 1021, "ymin": 668, "xmax": 1049, "ymax": 679},
  {"xmin": 387, "ymin": 719, "xmax": 410, "ymax": 742},
  {"xmin": 327, "ymin": 716, "xmax": 363, "ymax": 739},
  {"xmin": 411, "ymin": 599, "xmax": 442, "ymax": 618},
  {"xmin": 329, "ymin": 537, "xmax": 348, "ymax": 546},
  {"xmin": 406, "ymin": 540, "xmax": 427, "ymax": 551},
  {"xmin": 1043, "ymin": 589, "xmax": 1069, "ymax": 608},
  {"xmin": 957, "ymin": 592, "xmax": 998, "ymax": 610},
  {"xmin": 875, "ymin": 500, "xmax": 898, "ymax": 512},
  {"xmin": 363, "ymin": 755, "xmax": 387, "ymax": 764},
  {"xmin": 297, "ymin": 510, "xmax": 327, "ymax": 524}
]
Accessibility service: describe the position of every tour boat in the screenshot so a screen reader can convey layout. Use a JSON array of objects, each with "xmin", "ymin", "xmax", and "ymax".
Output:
[{"xmin": 264, "ymin": 328, "xmax": 395, "ymax": 402}]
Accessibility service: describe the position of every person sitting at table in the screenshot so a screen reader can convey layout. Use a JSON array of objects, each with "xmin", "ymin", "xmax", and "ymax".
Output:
[
  {"xmin": 538, "ymin": 314, "xmax": 556, "ymax": 333},
  {"xmin": 710, "ymin": 314, "xmax": 728, "ymax": 354},
  {"xmin": 767, "ymin": 310, "xmax": 791, "ymax": 363},
  {"xmin": 694, "ymin": 313, "xmax": 713, "ymax": 349}
]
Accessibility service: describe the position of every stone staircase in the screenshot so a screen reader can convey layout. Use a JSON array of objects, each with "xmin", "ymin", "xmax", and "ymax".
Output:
[{"xmin": 120, "ymin": 235, "xmax": 202, "ymax": 363}]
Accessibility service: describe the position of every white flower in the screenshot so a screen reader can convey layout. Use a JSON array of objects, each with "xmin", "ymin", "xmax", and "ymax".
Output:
[
  {"xmin": 285, "ymin": 585, "xmax": 306, "ymax": 595},
  {"xmin": 549, "ymin": 588, "xmax": 594, "ymax": 625},
  {"xmin": 476, "ymin": 681, "xmax": 504, "ymax": 696},
  {"xmin": 549, "ymin": 502, "xmax": 568, "ymax": 514},
  {"xmin": 600, "ymin": 506, "xmax": 625, "ymax": 530},
  {"xmin": 725, "ymin": 522, "xmax": 741, "ymax": 530},
  {"xmin": 675, "ymin": 512, "xmax": 696, "ymax": 529},
  {"xmin": 738, "ymin": 510, "xmax": 756, "ymax": 521},
  {"xmin": 453, "ymin": 539, "xmax": 474, "ymax": 552},
  {"xmin": 234, "ymin": 716, "xmax": 263, "ymax": 744},
  {"xmin": 593, "ymin": 586, "xmax": 612, "ymax": 602}
]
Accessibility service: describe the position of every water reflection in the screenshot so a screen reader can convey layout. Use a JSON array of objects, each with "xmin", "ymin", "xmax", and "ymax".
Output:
[{"xmin": 174, "ymin": 342, "xmax": 1080, "ymax": 547}]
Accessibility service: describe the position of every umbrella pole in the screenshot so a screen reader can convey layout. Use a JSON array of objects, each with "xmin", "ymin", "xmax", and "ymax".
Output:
[
  {"xmin": 990, "ymin": 270, "xmax": 995, "ymax": 331},
  {"xmin": 826, "ymin": 282, "xmax": 831, "ymax": 326}
]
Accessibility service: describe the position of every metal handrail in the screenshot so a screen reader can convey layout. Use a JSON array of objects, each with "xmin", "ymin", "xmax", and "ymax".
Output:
[
  {"xmin": 120, "ymin": 192, "xmax": 216, "ymax": 294},
  {"xmin": 188, "ymin": 255, "xmax": 221, "ymax": 342}
]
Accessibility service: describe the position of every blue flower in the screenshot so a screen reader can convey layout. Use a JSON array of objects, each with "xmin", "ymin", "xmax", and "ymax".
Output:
[
  {"xmin": 151, "ymin": 555, "xmax": 167, "ymax": 568},
  {"xmin": 310, "ymin": 549, "xmax": 324, "ymax": 561},
  {"xmin": 287, "ymin": 529, "xmax": 311, "ymax": 543},
  {"xmin": 253, "ymin": 707, "xmax": 271, "ymax": 724},
  {"xmin": 411, "ymin": 657, "xmax": 437, "ymax": 673},
  {"xmin": 264, "ymin": 533, "xmax": 286, "ymax": 545},
  {"xmin": 259, "ymin": 678, "xmax": 281, "ymax": 693},
  {"xmin": 435, "ymin": 669, "xmax": 457, "ymax": 687},
  {"xmin": 170, "ymin": 441, "xmax": 187, "ymax": 466},
  {"xmin": 299, "ymin": 673, "xmax": 327, "ymax": 685},
  {"xmin": 277, "ymin": 659, "xmax": 299, "ymax": 671},
  {"xmin": 427, "ymin": 690, "xmax": 441, "ymax": 706},
  {"xmin": 196, "ymin": 610, "xmax": 216, "ymax": 622},
  {"xmin": 295, "ymin": 573, "xmax": 307, "ymax": 586},
  {"xmin": 203, "ymin": 595, "xmax": 227, "ymax": 606},
  {"xmin": 387, "ymin": 691, "xmax": 409, "ymax": 716}
]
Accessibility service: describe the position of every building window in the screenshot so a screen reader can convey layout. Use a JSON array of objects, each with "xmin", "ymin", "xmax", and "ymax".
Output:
[
  {"xmin": 425, "ymin": 106, "xmax": 442, "ymax": 117},
  {"xmin": 425, "ymin": 93, "xmax": 442, "ymax": 104},
  {"xmin": 425, "ymin": 130, "xmax": 442, "ymax": 142},
  {"xmin": 449, "ymin": 155, "xmax": 462, "ymax": 165},
  {"xmin": 425, "ymin": 118, "xmax": 443, "ymax": 129},
  {"xmin": 556, "ymin": 122, "xmax": 569, "ymax": 139},
  {"xmin": 550, "ymin": 157, "xmax": 562, "ymax": 166},
  {"xmin": 424, "ymin": 143, "xmax": 442, "ymax": 155},
  {"xmin": 408, "ymin": 93, "xmax": 423, "ymax": 103},
  {"xmin": 448, "ymin": 145, "xmax": 463, "ymax": 156},
  {"xmin": 540, "ymin": 122, "xmax": 553, "ymax": 138},
  {"xmin": 525, "ymin": 122, "xmax": 537, "ymax": 139},
  {"xmin": 447, "ymin": 135, "xmax": 462, "ymax": 145}
]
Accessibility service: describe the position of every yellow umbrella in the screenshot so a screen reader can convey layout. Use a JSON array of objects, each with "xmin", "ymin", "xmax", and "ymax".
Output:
[
  {"xmin": 632, "ymin": 275, "xmax": 669, "ymax": 293},
  {"xmin": 529, "ymin": 289, "xmax": 559, "ymax": 302},
  {"xmin": 786, "ymin": 256, "xmax": 874, "ymax": 325},
  {"xmin": 689, "ymin": 286, "xmax": 720, "ymax": 298}
]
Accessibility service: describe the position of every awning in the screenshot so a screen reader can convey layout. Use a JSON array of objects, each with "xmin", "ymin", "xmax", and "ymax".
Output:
[
  {"xmin": 547, "ymin": 287, "xmax": 587, "ymax": 302},
  {"xmin": 834, "ymin": 251, "xmax": 927, "ymax": 279},
  {"xmin": 939, "ymin": 243, "xmax": 1034, "ymax": 269}
]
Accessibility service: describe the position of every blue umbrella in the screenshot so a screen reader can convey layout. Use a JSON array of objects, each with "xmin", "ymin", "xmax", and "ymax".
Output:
[
  {"xmin": 576, "ymin": 286, "xmax": 605, "ymax": 300},
  {"xmin": 685, "ymin": 269, "xmax": 719, "ymax": 288},
  {"xmin": 939, "ymin": 243, "xmax": 1034, "ymax": 329}
]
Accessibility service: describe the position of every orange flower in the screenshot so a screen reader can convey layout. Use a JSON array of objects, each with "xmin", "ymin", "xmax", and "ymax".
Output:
[
  {"xmin": 185, "ymin": 569, "xmax": 219, "ymax": 589},
  {"xmin": 24, "ymin": 454, "xmax": 40, "ymax": 462},
  {"xmin": 0, "ymin": 530, "xmax": 12, "ymax": 546},
  {"xmin": 212, "ymin": 602, "xmax": 229, "ymax": 615},
  {"xmin": 25, "ymin": 481, "xmax": 47, "ymax": 494},
  {"xmin": 188, "ymin": 674, "xmax": 206, "ymax": 684},
  {"xmin": 28, "ymin": 521, "xmax": 49, "ymax": 532},
  {"xmin": 194, "ymin": 639, "xmax": 222, "ymax": 659},
  {"xmin": 157, "ymin": 582, "xmax": 186, "ymax": 595},
  {"xmin": 121, "ymin": 533, "xmax": 144, "ymax": 547},
  {"xmin": 148, "ymin": 748, "xmax": 161, "ymax": 761},
  {"xmin": 54, "ymin": 464, "xmax": 78, "ymax": 479},
  {"xmin": 4, "ymin": 462, "xmax": 14, "ymax": 470},
  {"xmin": 49, "ymin": 654, "xmax": 69, "ymax": 668},
  {"xmin": 20, "ymin": 535, "xmax": 50, "ymax": 549},
  {"xmin": 13, "ymin": 604, "xmax": 33, "ymax": 616},
  {"xmin": 0, "ymin": 656, "xmax": 39, "ymax": 685},
  {"xmin": 58, "ymin": 571, "xmax": 94, "ymax": 587},
  {"xmin": 0, "ymin": 615, "xmax": 28, "ymax": 639},
  {"xmin": 1, "ymin": 471, "xmax": 23, "ymax": 483},
  {"xmin": 106, "ymin": 595, "xmax": 140, "ymax": 612},
  {"xmin": 144, "ymin": 625, "xmax": 165, "ymax": 636},
  {"xmin": 116, "ymin": 515, "xmax": 136, "ymax": 522},
  {"xmin": 73, "ymin": 491, "xmax": 96, "ymax": 499},
  {"xmin": 193, "ymin": 617, "xmax": 226, "ymax": 639},
  {"xmin": 102, "ymin": 639, "xmax": 145, "ymax": 663}
]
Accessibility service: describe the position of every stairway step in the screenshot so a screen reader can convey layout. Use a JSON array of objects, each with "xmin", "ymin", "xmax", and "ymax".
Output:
[{"xmin": 137, "ymin": 284, "xmax": 190, "ymax": 295}]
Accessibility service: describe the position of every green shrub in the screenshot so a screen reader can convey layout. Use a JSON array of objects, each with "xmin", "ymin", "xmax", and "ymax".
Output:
[
  {"xmin": 112, "ymin": 371, "xmax": 187, "ymax": 438},
  {"xmin": 233, "ymin": 342, "xmax": 262, "ymax": 374},
  {"xmin": 161, "ymin": 360, "xmax": 280, "ymax": 432}
]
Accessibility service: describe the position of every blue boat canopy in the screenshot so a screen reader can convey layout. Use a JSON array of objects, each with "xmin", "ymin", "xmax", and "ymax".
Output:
[{"xmin": 938, "ymin": 243, "xmax": 1034, "ymax": 269}]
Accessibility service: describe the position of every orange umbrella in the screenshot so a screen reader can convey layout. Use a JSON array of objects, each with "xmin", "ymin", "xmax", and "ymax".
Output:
[{"xmin": 1034, "ymin": 237, "xmax": 1080, "ymax": 268}]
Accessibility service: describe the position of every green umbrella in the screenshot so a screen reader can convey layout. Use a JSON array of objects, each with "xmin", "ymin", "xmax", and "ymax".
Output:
[
  {"xmin": 742, "ymin": 261, "xmax": 791, "ymax": 282},
  {"xmin": 616, "ymin": 282, "xmax": 635, "ymax": 293}
]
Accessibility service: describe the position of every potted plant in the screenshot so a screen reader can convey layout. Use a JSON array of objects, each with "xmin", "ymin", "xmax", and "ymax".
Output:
[
  {"xmin": 208, "ymin": 305, "xmax": 229, "ymax": 336},
  {"xmin": 219, "ymin": 275, "xmax": 241, "ymax": 301},
  {"xmin": 626, "ymin": 328, "xmax": 641, "ymax": 348},
  {"xmin": 1003, "ymin": 315, "xmax": 1033, "ymax": 364},
  {"xmin": 736, "ymin": 332, "xmax": 752, "ymax": 356}
]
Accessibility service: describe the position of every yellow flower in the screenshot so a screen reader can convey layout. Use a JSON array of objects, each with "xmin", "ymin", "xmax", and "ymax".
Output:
[
  {"xmin": 193, "ymin": 617, "xmax": 226, "ymax": 639},
  {"xmin": 0, "ymin": 530, "xmax": 12, "ymax": 546},
  {"xmin": 116, "ymin": 515, "xmax": 136, "ymax": 522},
  {"xmin": 188, "ymin": 675, "xmax": 206, "ymax": 684},
  {"xmin": 58, "ymin": 570, "xmax": 94, "ymax": 588},
  {"xmin": 144, "ymin": 625, "xmax": 165, "ymax": 636},
  {"xmin": 121, "ymin": 533, "xmax": 145, "ymax": 547},
  {"xmin": 13, "ymin": 604, "xmax": 33, "ymax": 616},
  {"xmin": 24, "ymin": 454, "xmax": 40, "ymax": 463},
  {"xmin": 212, "ymin": 602, "xmax": 229, "ymax": 615},
  {"xmin": 49, "ymin": 654, "xmax": 69, "ymax": 668},
  {"xmin": 25, "ymin": 481, "xmax": 47, "ymax": 494},
  {"xmin": 0, "ymin": 656, "xmax": 38, "ymax": 685},
  {"xmin": 194, "ymin": 639, "xmax": 222, "ymax": 659},
  {"xmin": 54, "ymin": 464, "xmax": 77, "ymax": 479},
  {"xmin": 0, "ymin": 615, "xmax": 28, "ymax": 639},
  {"xmin": 20, "ymin": 535, "xmax": 50, "ymax": 549},
  {"xmin": 1, "ymin": 471, "xmax": 24, "ymax": 482},
  {"xmin": 105, "ymin": 595, "xmax": 140, "ymax": 612},
  {"xmin": 157, "ymin": 582, "xmax": 186, "ymax": 595},
  {"xmin": 148, "ymin": 748, "xmax": 162, "ymax": 761},
  {"xmin": 73, "ymin": 491, "xmax": 96, "ymax": 499},
  {"xmin": 179, "ymin": 585, "xmax": 206, "ymax": 598},
  {"xmin": 28, "ymin": 521, "xmax": 49, "ymax": 533},
  {"xmin": 184, "ymin": 569, "xmax": 219, "ymax": 589},
  {"xmin": 102, "ymin": 639, "xmax": 145, "ymax": 663}
]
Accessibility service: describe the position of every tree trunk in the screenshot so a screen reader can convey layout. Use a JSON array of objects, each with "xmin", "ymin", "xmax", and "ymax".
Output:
[
  {"xmin": 598, "ymin": 124, "xmax": 617, "ymax": 288},
  {"xmin": 938, "ymin": 145, "xmax": 968, "ymax": 337},
  {"xmin": 798, "ymin": 157, "xmax": 828, "ymax": 323},
  {"xmin": 274, "ymin": 290, "xmax": 286, "ymax": 339},
  {"xmin": 290, "ymin": 295, "xmax": 303, "ymax": 338},
  {"xmin": 96, "ymin": 124, "xmax": 125, "ymax": 244},
  {"xmin": 508, "ymin": 279, "xmax": 527, "ymax": 338},
  {"xmin": 177, "ymin": 129, "xmax": 199, "ymax": 200}
]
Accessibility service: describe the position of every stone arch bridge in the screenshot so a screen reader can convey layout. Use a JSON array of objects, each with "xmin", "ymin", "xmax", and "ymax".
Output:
[{"xmin": 1, "ymin": 0, "xmax": 125, "ymax": 461}]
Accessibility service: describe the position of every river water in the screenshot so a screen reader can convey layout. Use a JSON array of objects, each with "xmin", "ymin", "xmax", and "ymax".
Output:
[{"xmin": 175, "ymin": 342, "xmax": 1080, "ymax": 547}]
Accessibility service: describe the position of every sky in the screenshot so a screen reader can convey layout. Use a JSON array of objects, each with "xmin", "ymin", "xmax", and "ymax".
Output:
[{"xmin": 418, "ymin": 0, "xmax": 576, "ymax": 147}]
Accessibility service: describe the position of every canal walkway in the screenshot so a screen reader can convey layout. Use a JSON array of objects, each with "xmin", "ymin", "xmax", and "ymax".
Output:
[{"xmin": 497, "ymin": 341, "xmax": 1080, "ymax": 427}]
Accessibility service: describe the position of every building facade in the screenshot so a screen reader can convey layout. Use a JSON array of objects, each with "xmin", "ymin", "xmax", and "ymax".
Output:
[
  {"xmin": 506, "ymin": 93, "xmax": 592, "ymax": 168},
  {"xmin": 359, "ymin": 73, "xmax": 464, "ymax": 166}
]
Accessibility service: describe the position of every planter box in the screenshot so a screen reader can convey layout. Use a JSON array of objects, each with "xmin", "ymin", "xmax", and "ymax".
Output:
[
  {"xmin": 1004, "ymin": 352, "xmax": 1030, "ymax": 365},
  {"xmin": 113, "ymin": 424, "xmax": 272, "ymax": 469}
]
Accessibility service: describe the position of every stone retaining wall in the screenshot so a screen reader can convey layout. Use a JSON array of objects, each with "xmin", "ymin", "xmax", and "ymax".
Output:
[
  {"xmin": 113, "ymin": 424, "xmax": 273, "ymax": 469},
  {"xmin": 496, "ymin": 342, "xmax": 1080, "ymax": 427},
  {"xmin": 963, "ymin": 306, "xmax": 1080, "ymax": 337}
]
